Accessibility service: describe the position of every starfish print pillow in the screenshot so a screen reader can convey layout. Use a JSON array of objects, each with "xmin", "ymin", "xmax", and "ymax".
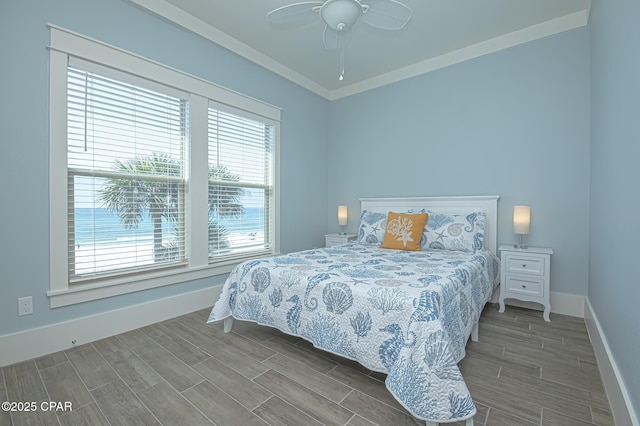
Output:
[{"xmin": 380, "ymin": 212, "xmax": 429, "ymax": 251}]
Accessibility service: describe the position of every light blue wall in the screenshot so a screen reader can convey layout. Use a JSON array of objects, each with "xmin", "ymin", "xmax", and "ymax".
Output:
[
  {"xmin": 327, "ymin": 28, "xmax": 591, "ymax": 298},
  {"xmin": 0, "ymin": 0, "xmax": 329, "ymax": 335},
  {"xmin": 5, "ymin": 7, "xmax": 634, "ymax": 418},
  {"xmin": 589, "ymin": 0, "xmax": 640, "ymax": 418}
]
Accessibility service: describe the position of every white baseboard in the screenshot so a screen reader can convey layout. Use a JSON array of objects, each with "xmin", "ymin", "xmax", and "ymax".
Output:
[
  {"xmin": 502, "ymin": 291, "xmax": 585, "ymax": 318},
  {"xmin": 0, "ymin": 286, "xmax": 222, "ymax": 368},
  {"xmin": 585, "ymin": 299, "xmax": 638, "ymax": 426}
]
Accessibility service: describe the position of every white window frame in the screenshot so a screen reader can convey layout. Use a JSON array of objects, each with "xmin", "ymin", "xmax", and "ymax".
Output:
[
  {"xmin": 48, "ymin": 25, "xmax": 280, "ymax": 308},
  {"xmin": 207, "ymin": 101, "xmax": 276, "ymax": 262}
]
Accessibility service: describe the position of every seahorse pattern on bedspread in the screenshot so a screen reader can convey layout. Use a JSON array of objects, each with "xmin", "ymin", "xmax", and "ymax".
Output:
[{"xmin": 208, "ymin": 243, "xmax": 499, "ymax": 423}]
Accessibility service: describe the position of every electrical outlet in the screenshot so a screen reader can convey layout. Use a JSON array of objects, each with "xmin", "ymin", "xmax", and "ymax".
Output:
[{"xmin": 18, "ymin": 296, "xmax": 33, "ymax": 316}]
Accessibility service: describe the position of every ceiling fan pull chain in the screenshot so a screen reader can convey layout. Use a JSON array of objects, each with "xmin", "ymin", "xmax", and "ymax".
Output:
[{"xmin": 339, "ymin": 48, "xmax": 345, "ymax": 80}]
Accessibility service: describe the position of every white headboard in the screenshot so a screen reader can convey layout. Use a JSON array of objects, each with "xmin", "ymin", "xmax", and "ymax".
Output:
[{"xmin": 359, "ymin": 195, "xmax": 500, "ymax": 255}]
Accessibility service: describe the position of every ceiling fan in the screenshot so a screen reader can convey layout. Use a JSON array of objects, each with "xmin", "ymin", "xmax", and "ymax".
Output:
[{"xmin": 267, "ymin": 0, "xmax": 413, "ymax": 81}]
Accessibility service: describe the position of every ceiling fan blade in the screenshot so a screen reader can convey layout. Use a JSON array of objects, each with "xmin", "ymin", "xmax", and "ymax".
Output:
[
  {"xmin": 267, "ymin": 2, "xmax": 323, "ymax": 24},
  {"xmin": 361, "ymin": 0, "xmax": 412, "ymax": 30},
  {"xmin": 323, "ymin": 25, "xmax": 351, "ymax": 50}
]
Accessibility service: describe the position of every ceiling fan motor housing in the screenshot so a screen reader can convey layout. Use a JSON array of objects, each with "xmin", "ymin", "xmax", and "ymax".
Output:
[
  {"xmin": 267, "ymin": 0, "xmax": 413, "ymax": 81},
  {"xmin": 321, "ymin": 0, "xmax": 362, "ymax": 31}
]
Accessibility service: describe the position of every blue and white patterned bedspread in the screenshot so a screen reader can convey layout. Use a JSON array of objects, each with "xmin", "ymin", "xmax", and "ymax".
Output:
[{"xmin": 208, "ymin": 243, "xmax": 500, "ymax": 423}]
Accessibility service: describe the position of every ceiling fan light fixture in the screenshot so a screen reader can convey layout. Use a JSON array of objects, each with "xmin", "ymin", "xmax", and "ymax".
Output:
[
  {"xmin": 267, "ymin": 0, "xmax": 412, "ymax": 82},
  {"xmin": 320, "ymin": 0, "xmax": 361, "ymax": 31}
]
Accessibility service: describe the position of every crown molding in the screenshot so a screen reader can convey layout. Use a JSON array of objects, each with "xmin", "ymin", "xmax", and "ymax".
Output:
[
  {"xmin": 127, "ymin": 0, "xmax": 589, "ymax": 101},
  {"xmin": 328, "ymin": 9, "xmax": 590, "ymax": 100},
  {"xmin": 126, "ymin": 0, "xmax": 331, "ymax": 99}
]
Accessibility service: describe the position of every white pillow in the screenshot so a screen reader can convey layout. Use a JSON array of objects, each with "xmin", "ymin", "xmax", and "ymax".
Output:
[
  {"xmin": 357, "ymin": 210, "xmax": 388, "ymax": 244},
  {"xmin": 421, "ymin": 211, "xmax": 486, "ymax": 252}
]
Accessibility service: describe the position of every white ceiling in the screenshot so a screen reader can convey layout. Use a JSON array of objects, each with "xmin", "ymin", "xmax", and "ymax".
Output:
[{"xmin": 129, "ymin": 0, "xmax": 591, "ymax": 100}]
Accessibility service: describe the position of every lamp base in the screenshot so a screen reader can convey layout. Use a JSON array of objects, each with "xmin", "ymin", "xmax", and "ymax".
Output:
[{"xmin": 514, "ymin": 234, "xmax": 528, "ymax": 249}]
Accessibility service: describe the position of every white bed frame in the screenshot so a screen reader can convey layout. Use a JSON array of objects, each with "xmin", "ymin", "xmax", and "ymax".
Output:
[
  {"xmin": 360, "ymin": 195, "xmax": 499, "ymax": 426},
  {"xmin": 359, "ymin": 195, "xmax": 499, "ymax": 256},
  {"xmin": 223, "ymin": 195, "xmax": 500, "ymax": 426}
]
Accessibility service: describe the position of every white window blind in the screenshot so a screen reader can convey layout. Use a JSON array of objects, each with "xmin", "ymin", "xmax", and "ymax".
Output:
[
  {"xmin": 67, "ymin": 61, "xmax": 188, "ymax": 282},
  {"xmin": 208, "ymin": 102, "xmax": 274, "ymax": 261},
  {"xmin": 49, "ymin": 27, "xmax": 281, "ymax": 306}
]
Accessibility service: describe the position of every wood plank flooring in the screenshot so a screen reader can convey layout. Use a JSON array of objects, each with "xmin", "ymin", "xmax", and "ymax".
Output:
[{"xmin": 1, "ymin": 304, "xmax": 614, "ymax": 425}]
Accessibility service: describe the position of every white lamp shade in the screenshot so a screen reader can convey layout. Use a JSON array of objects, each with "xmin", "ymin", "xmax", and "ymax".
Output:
[
  {"xmin": 338, "ymin": 205, "xmax": 348, "ymax": 226},
  {"xmin": 513, "ymin": 205, "xmax": 531, "ymax": 235}
]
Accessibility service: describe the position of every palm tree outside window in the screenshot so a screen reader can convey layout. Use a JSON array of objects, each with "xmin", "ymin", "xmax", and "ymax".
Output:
[{"xmin": 66, "ymin": 64, "xmax": 271, "ymax": 282}]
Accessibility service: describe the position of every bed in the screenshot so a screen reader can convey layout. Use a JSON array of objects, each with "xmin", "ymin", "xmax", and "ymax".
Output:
[{"xmin": 208, "ymin": 195, "xmax": 500, "ymax": 425}]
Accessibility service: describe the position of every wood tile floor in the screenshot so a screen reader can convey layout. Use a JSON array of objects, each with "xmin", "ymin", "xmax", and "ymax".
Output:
[{"xmin": 1, "ymin": 304, "xmax": 614, "ymax": 426}]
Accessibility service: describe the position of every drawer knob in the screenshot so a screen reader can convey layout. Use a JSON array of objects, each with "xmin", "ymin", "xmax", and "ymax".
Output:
[
  {"xmin": 522, "ymin": 285, "xmax": 526, "ymax": 288},
  {"xmin": 522, "ymin": 264, "xmax": 527, "ymax": 267}
]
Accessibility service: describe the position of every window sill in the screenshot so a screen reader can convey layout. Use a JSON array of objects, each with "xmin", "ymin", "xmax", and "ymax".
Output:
[{"xmin": 47, "ymin": 254, "xmax": 275, "ymax": 308}]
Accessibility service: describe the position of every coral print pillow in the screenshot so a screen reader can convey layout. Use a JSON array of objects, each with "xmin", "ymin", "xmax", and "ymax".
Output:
[
  {"xmin": 380, "ymin": 212, "xmax": 429, "ymax": 251},
  {"xmin": 422, "ymin": 211, "xmax": 486, "ymax": 252}
]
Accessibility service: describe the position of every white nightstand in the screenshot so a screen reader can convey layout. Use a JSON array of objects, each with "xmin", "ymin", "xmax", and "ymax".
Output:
[
  {"xmin": 325, "ymin": 233, "xmax": 357, "ymax": 247},
  {"xmin": 498, "ymin": 245, "xmax": 553, "ymax": 321}
]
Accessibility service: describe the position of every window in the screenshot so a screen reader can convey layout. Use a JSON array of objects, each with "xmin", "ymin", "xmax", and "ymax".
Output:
[
  {"xmin": 67, "ymin": 61, "xmax": 188, "ymax": 281},
  {"xmin": 49, "ymin": 26, "xmax": 280, "ymax": 307},
  {"xmin": 208, "ymin": 104, "xmax": 274, "ymax": 261}
]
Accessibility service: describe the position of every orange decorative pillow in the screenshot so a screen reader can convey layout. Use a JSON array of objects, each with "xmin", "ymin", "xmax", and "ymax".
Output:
[{"xmin": 380, "ymin": 212, "xmax": 429, "ymax": 251}]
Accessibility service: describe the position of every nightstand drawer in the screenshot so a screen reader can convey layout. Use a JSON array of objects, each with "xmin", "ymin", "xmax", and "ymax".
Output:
[
  {"xmin": 505, "ymin": 276, "xmax": 544, "ymax": 297},
  {"xmin": 325, "ymin": 234, "xmax": 357, "ymax": 247},
  {"xmin": 504, "ymin": 253, "xmax": 545, "ymax": 276},
  {"xmin": 326, "ymin": 237, "xmax": 347, "ymax": 246}
]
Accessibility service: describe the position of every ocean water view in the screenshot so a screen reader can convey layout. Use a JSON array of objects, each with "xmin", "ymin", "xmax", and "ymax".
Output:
[
  {"xmin": 74, "ymin": 207, "xmax": 265, "ymax": 246},
  {"xmin": 72, "ymin": 206, "xmax": 266, "ymax": 276}
]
